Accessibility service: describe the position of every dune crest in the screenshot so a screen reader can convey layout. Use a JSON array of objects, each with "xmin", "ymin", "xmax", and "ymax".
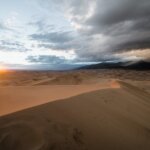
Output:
[
  {"xmin": 0, "ymin": 80, "xmax": 116, "ymax": 116},
  {"xmin": 110, "ymin": 80, "xmax": 121, "ymax": 88}
]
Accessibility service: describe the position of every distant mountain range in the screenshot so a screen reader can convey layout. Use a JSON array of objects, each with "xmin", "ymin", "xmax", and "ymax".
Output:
[{"xmin": 78, "ymin": 61, "xmax": 150, "ymax": 70}]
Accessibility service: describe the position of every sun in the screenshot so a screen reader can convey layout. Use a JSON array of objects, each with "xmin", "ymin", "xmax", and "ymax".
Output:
[{"xmin": 0, "ymin": 65, "xmax": 7, "ymax": 73}]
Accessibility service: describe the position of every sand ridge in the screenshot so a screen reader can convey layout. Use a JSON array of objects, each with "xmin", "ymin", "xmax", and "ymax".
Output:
[{"xmin": 0, "ymin": 80, "xmax": 119, "ymax": 116}]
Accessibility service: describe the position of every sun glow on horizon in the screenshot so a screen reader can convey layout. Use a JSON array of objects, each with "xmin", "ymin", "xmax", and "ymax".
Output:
[{"xmin": 0, "ymin": 64, "xmax": 8, "ymax": 73}]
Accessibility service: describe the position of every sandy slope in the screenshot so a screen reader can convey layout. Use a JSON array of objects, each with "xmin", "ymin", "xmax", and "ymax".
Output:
[
  {"xmin": 0, "ymin": 81, "xmax": 150, "ymax": 150},
  {"xmin": 0, "ymin": 80, "xmax": 114, "ymax": 116}
]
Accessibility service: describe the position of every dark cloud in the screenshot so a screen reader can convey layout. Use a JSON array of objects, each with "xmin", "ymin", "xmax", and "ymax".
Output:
[
  {"xmin": 29, "ymin": 17, "xmax": 77, "ymax": 51},
  {"xmin": 27, "ymin": 55, "xmax": 66, "ymax": 64},
  {"xmin": 30, "ymin": 31, "xmax": 74, "ymax": 44},
  {"xmin": 37, "ymin": 36, "xmax": 82, "ymax": 50},
  {"xmin": 26, "ymin": 55, "xmax": 91, "ymax": 69},
  {"xmin": 86, "ymin": 0, "xmax": 147, "ymax": 26},
  {"xmin": 38, "ymin": 43, "xmax": 72, "ymax": 50},
  {"xmin": 30, "ymin": 0, "xmax": 150, "ymax": 63},
  {"xmin": 62, "ymin": 0, "xmax": 150, "ymax": 61},
  {"xmin": 113, "ymin": 39, "xmax": 150, "ymax": 52}
]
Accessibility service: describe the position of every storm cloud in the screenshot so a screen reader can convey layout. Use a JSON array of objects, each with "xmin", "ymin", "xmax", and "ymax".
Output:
[
  {"xmin": 72, "ymin": 0, "xmax": 150, "ymax": 56},
  {"xmin": 32, "ymin": 0, "xmax": 150, "ymax": 62},
  {"xmin": 30, "ymin": 31, "xmax": 74, "ymax": 44}
]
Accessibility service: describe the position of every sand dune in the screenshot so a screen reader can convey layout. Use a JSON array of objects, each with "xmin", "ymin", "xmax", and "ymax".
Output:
[
  {"xmin": 0, "ymin": 80, "xmax": 150, "ymax": 150},
  {"xmin": 119, "ymin": 81, "xmax": 150, "ymax": 102},
  {"xmin": 1, "ymin": 70, "xmax": 150, "ymax": 86},
  {"xmin": 0, "ymin": 80, "xmax": 114, "ymax": 116}
]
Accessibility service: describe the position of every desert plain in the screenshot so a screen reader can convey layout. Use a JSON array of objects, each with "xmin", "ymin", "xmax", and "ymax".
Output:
[{"xmin": 0, "ymin": 69, "xmax": 150, "ymax": 150}]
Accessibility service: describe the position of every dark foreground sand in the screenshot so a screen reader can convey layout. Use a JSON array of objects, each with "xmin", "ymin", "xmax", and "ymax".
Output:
[{"xmin": 0, "ymin": 81, "xmax": 150, "ymax": 150}]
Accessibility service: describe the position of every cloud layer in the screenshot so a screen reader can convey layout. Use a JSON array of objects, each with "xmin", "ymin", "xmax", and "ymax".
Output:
[
  {"xmin": 0, "ymin": 0, "xmax": 150, "ymax": 68},
  {"xmin": 27, "ymin": 55, "xmax": 66, "ymax": 64},
  {"xmin": 63, "ymin": 0, "xmax": 150, "ymax": 61},
  {"xmin": 29, "ymin": 0, "xmax": 150, "ymax": 63}
]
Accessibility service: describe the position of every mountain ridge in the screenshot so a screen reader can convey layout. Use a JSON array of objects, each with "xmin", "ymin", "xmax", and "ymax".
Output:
[{"xmin": 78, "ymin": 61, "xmax": 150, "ymax": 70}]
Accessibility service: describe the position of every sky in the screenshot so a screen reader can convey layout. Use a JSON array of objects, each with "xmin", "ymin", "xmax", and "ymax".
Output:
[{"xmin": 0, "ymin": 0, "xmax": 150, "ymax": 70}]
